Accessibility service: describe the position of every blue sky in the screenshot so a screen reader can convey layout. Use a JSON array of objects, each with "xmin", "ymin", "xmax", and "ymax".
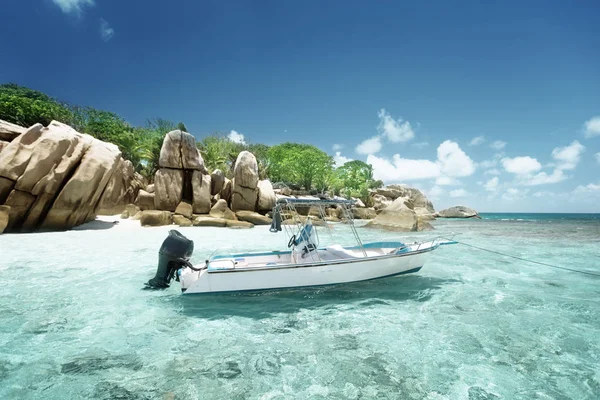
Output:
[{"xmin": 1, "ymin": 0, "xmax": 599, "ymax": 212}]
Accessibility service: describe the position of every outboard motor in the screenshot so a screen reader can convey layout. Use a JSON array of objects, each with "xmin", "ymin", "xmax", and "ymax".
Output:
[{"xmin": 146, "ymin": 230, "xmax": 194, "ymax": 289}]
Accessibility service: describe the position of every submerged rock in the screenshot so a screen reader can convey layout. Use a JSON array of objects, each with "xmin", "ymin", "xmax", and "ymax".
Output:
[
  {"xmin": 226, "ymin": 220, "xmax": 254, "ymax": 229},
  {"xmin": 193, "ymin": 216, "xmax": 228, "ymax": 227},
  {"xmin": 437, "ymin": 206, "xmax": 480, "ymax": 218}
]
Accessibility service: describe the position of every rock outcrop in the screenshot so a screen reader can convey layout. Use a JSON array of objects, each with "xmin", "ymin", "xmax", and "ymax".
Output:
[
  {"xmin": 210, "ymin": 169, "xmax": 225, "ymax": 196},
  {"xmin": 257, "ymin": 180, "xmax": 276, "ymax": 212},
  {"xmin": 235, "ymin": 210, "xmax": 272, "ymax": 225},
  {"xmin": 0, "ymin": 205, "xmax": 9, "ymax": 233},
  {"xmin": 98, "ymin": 158, "xmax": 146, "ymax": 214},
  {"xmin": 140, "ymin": 210, "xmax": 172, "ymax": 226},
  {"xmin": 154, "ymin": 130, "xmax": 211, "ymax": 214},
  {"xmin": 366, "ymin": 197, "xmax": 432, "ymax": 231},
  {"xmin": 135, "ymin": 189, "xmax": 155, "ymax": 211},
  {"xmin": 209, "ymin": 199, "xmax": 236, "ymax": 220},
  {"xmin": 371, "ymin": 185, "xmax": 435, "ymax": 217},
  {"xmin": 231, "ymin": 151, "xmax": 259, "ymax": 212},
  {"xmin": 351, "ymin": 208, "xmax": 377, "ymax": 220},
  {"xmin": 0, "ymin": 120, "xmax": 26, "ymax": 142},
  {"xmin": 0, "ymin": 120, "xmax": 122, "ymax": 232},
  {"xmin": 437, "ymin": 206, "xmax": 480, "ymax": 218}
]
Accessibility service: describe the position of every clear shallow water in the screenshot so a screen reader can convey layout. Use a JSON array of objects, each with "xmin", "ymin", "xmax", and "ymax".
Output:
[{"xmin": 0, "ymin": 215, "xmax": 599, "ymax": 399}]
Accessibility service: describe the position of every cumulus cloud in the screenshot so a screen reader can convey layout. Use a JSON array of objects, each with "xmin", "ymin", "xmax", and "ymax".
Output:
[
  {"xmin": 52, "ymin": 0, "xmax": 95, "ymax": 14},
  {"xmin": 551, "ymin": 140, "xmax": 584, "ymax": 170},
  {"xmin": 333, "ymin": 152, "xmax": 351, "ymax": 168},
  {"xmin": 356, "ymin": 136, "xmax": 382, "ymax": 155},
  {"xmin": 490, "ymin": 140, "xmax": 507, "ymax": 150},
  {"xmin": 574, "ymin": 183, "xmax": 600, "ymax": 193},
  {"xmin": 332, "ymin": 144, "xmax": 343, "ymax": 151},
  {"xmin": 367, "ymin": 154, "xmax": 439, "ymax": 182},
  {"xmin": 228, "ymin": 130, "xmax": 246, "ymax": 144},
  {"xmin": 437, "ymin": 140, "xmax": 476, "ymax": 177},
  {"xmin": 449, "ymin": 189, "xmax": 469, "ymax": 198},
  {"xmin": 523, "ymin": 169, "xmax": 566, "ymax": 186},
  {"xmin": 583, "ymin": 116, "xmax": 600, "ymax": 138},
  {"xmin": 435, "ymin": 176, "xmax": 460, "ymax": 186},
  {"xmin": 377, "ymin": 109, "xmax": 414, "ymax": 143},
  {"xmin": 426, "ymin": 185, "xmax": 445, "ymax": 199},
  {"xmin": 470, "ymin": 136, "xmax": 485, "ymax": 146},
  {"xmin": 483, "ymin": 177, "xmax": 499, "ymax": 191},
  {"xmin": 502, "ymin": 156, "xmax": 542, "ymax": 175},
  {"xmin": 100, "ymin": 19, "xmax": 114, "ymax": 42},
  {"xmin": 368, "ymin": 140, "xmax": 475, "ymax": 183}
]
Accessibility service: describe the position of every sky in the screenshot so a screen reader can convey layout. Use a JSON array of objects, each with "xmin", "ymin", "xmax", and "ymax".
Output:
[{"xmin": 1, "ymin": 0, "xmax": 599, "ymax": 212}]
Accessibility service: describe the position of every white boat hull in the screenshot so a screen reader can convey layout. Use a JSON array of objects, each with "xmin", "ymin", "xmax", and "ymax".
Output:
[{"xmin": 179, "ymin": 244, "xmax": 436, "ymax": 295}]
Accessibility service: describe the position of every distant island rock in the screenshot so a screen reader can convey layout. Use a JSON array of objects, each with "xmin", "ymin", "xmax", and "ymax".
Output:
[{"xmin": 437, "ymin": 206, "xmax": 480, "ymax": 218}]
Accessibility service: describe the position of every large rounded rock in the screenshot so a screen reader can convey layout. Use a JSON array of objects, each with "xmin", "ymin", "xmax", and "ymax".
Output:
[
  {"xmin": 231, "ymin": 151, "xmax": 259, "ymax": 212},
  {"xmin": 0, "ymin": 140, "xmax": 9, "ymax": 153},
  {"xmin": 351, "ymin": 208, "xmax": 377, "ymax": 220},
  {"xmin": 146, "ymin": 184, "xmax": 155, "ymax": 194},
  {"xmin": 0, "ymin": 119, "xmax": 27, "ymax": 141},
  {"xmin": 140, "ymin": 210, "xmax": 173, "ymax": 226},
  {"xmin": 257, "ymin": 180, "xmax": 276, "ymax": 212},
  {"xmin": 220, "ymin": 178, "xmax": 232, "ymax": 204},
  {"xmin": 154, "ymin": 169, "xmax": 183, "ymax": 211},
  {"xmin": 209, "ymin": 199, "xmax": 236, "ymax": 220},
  {"xmin": 372, "ymin": 185, "xmax": 435, "ymax": 215},
  {"xmin": 135, "ymin": 190, "xmax": 155, "ymax": 211},
  {"xmin": 210, "ymin": 169, "xmax": 225, "ymax": 196},
  {"xmin": 193, "ymin": 216, "xmax": 227, "ymax": 227},
  {"xmin": 173, "ymin": 214, "xmax": 193, "ymax": 227},
  {"xmin": 175, "ymin": 202, "xmax": 194, "ymax": 219},
  {"xmin": 98, "ymin": 158, "xmax": 145, "ymax": 214},
  {"xmin": 373, "ymin": 194, "xmax": 392, "ymax": 211},
  {"xmin": 437, "ymin": 206, "xmax": 480, "ymax": 218},
  {"xmin": 235, "ymin": 210, "xmax": 272, "ymax": 225},
  {"xmin": 366, "ymin": 198, "xmax": 420, "ymax": 231},
  {"xmin": 159, "ymin": 130, "xmax": 206, "ymax": 171},
  {"xmin": 192, "ymin": 171, "xmax": 211, "ymax": 214},
  {"xmin": 0, "ymin": 204, "xmax": 10, "ymax": 233}
]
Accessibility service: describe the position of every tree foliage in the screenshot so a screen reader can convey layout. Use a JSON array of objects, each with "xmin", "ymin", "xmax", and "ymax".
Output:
[
  {"xmin": 197, "ymin": 133, "xmax": 247, "ymax": 177},
  {"xmin": 267, "ymin": 143, "xmax": 334, "ymax": 191},
  {"xmin": 0, "ymin": 83, "xmax": 73, "ymax": 127}
]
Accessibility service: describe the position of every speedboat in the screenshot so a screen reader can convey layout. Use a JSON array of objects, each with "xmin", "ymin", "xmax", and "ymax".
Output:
[{"xmin": 145, "ymin": 198, "xmax": 455, "ymax": 294}]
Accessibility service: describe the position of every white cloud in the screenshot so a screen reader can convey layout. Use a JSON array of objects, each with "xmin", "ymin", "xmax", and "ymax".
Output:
[
  {"xmin": 377, "ymin": 109, "xmax": 414, "ymax": 143},
  {"xmin": 484, "ymin": 168, "xmax": 501, "ymax": 176},
  {"xmin": 367, "ymin": 154, "xmax": 439, "ymax": 182},
  {"xmin": 437, "ymin": 140, "xmax": 476, "ymax": 177},
  {"xmin": 355, "ymin": 136, "xmax": 382, "ymax": 155},
  {"xmin": 332, "ymin": 144, "xmax": 343, "ymax": 151},
  {"xmin": 470, "ymin": 136, "xmax": 485, "ymax": 146},
  {"xmin": 502, "ymin": 156, "xmax": 542, "ymax": 175},
  {"xmin": 583, "ymin": 116, "xmax": 600, "ymax": 138},
  {"xmin": 368, "ymin": 140, "xmax": 475, "ymax": 183},
  {"xmin": 449, "ymin": 189, "xmax": 469, "ymax": 198},
  {"xmin": 574, "ymin": 183, "xmax": 600, "ymax": 193},
  {"xmin": 52, "ymin": 0, "xmax": 94, "ymax": 14},
  {"xmin": 100, "ymin": 19, "xmax": 114, "ymax": 42},
  {"xmin": 228, "ymin": 130, "xmax": 246, "ymax": 144},
  {"xmin": 483, "ymin": 177, "xmax": 499, "ymax": 191},
  {"xmin": 523, "ymin": 169, "xmax": 566, "ymax": 186},
  {"xmin": 490, "ymin": 140, "xmax": 507, "ymax": 150},
  {"xmin": 333, "ymin": 152, "xmax": 351, "ymax": 168},
  {"xmin": 412, "ymin": 141, "xmax": 429, "ymax": 149},
  {"xmin": 551, "ymin": 140, "xmax": 584, "ymax": 170},
  {"xmin": 596, "ymin": 152, "xmax": 600, "ymax": 164}
]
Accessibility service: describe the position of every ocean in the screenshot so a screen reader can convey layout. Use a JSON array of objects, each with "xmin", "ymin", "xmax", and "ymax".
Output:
[{"xmin": 0, "ymin": 214, "xmax": 598, "ymax": 399}]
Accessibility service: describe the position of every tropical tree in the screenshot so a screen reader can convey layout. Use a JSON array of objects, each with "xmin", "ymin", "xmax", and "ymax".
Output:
[
  {"xmin": 197, "ymin": 133, "xmax": 247, "ymax": 176},
  {"xmin": 0, "ymin": 83, "xmax": 73, "ymax": 127},
  {"xmin": 177, "ymin": 122, "xmax": 188, "ymax": 132},
  {"xmin": 334, "ymin": 160, "xmax": 383, "ymax": 204},
  {"xmin": 267, "ymin": 143, "xmax": 334, "ymax": 190}
]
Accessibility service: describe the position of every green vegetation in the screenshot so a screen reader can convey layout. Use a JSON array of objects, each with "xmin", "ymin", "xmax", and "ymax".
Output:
[{"xmin": 0, "ymin": 83, "xmax": 382, "ymax": 203}]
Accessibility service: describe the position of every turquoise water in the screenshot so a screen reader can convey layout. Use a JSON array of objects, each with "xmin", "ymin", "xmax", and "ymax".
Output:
[{"xmin": 0, "ymin": 214, "xmax": 599, "ymax": 399}]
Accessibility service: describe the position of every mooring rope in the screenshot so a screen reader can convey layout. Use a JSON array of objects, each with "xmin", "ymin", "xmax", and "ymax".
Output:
[{"xmin": 445, "ymin": 239, "xmax": 600, "ymax": 278}]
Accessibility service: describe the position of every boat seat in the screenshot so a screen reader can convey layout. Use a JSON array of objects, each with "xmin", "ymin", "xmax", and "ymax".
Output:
[{"xmin": 325, "ymin": 245, "xmax": 357, "ymax": 259}]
